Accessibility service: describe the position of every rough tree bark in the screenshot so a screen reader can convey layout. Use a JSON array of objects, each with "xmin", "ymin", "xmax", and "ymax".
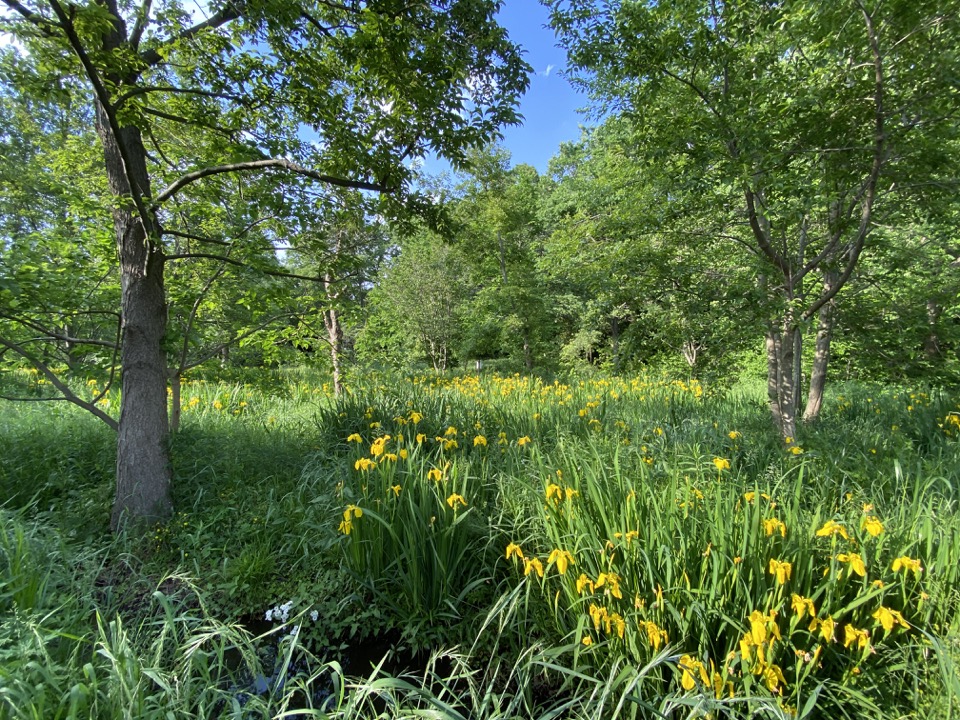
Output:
[
  {"xmin": 77, "ymin": 6, "xmax": 174, "ymax": 531},
  {"xmin": 765, "ymin": 317, "xmax": 799, "ymax": 442},
  {"xmin": 96, "ymin": 100, "xmax": 173, "ymax": 530}
]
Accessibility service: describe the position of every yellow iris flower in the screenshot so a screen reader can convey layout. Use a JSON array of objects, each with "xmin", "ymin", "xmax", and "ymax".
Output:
[
  {"xmin": 713, "ymin": 457, "xmax": 731, "ymax": 471},
  {"xmin": 816, "ymin": 519, "xmax": 849, "ymax": 540},
  {"xmin": 505, "ymin": 542, "xmax": 524, "ymax": 561},
  {"xmin": 769, "ymin": 558, "xmax": 792, "ymax": 585},
  {"xmin": 547, "ymin": 548, "xmax": 575, "ymax": 575}
]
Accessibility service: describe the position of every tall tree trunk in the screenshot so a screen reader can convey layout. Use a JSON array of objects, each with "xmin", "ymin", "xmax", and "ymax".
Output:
[
  {"xmin": 522, "ymin": 328, "xmax": 532, "ymax": 370},
  {"xmin": 766, "ymin": 327, "xmax": 784, "ymax": 431},
  {"xmin": 95, "ymin": 100, "xmax": 172, "ymax": 531},
  {"xmin": 323, "ymin": 234, "xmax": 344, "ymax": 396},
  {"xmin": 792, "ymin": 328, "xmax": 802, "ymax": 418},
  {"xmin": 778, "ymin": 318, "xmax": 798, "ymax": 442},
  {"xmin": 804, "ymin": 270, "xmax": 838, "ymax": 423}
]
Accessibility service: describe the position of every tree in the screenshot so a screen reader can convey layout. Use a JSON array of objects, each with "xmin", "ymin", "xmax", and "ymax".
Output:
[
  {"xmin": 548, "ymin": 0, "xmax": 960, "ymax": 439},
  {"xmin": 454, "ymin": 146, "xmax": 553, "ymax": 370},
  {"xmin": 542, "ymin": 120, "xmax": 761, "ymax": 376},
  {"xmin": 281, "ymin": 195, "xmax": 389, "ymax": 395},
  {"xmin": 1, "ymin": 0, "xmax": 529, "ymax": 530},
  {"xmin": 360, "ymin": 229, "xmax": 468, "ymax": 371}
]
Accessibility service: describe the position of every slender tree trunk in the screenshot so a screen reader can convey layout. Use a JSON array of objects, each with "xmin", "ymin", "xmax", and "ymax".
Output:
[
  {"xmin": 792, "ymin": 328, "xmax": 802, "ymax": 418},
  {"xmin": 766, "ymin": 327, "xmax": 784, "ymax": 431},
  {"xmin": 804, "ymin": 270, "xmax": 838, "ymax": 423},
  {"xmin": 169, "ymin": 370, "xmax": 182, "ymax": 433},
  {"xmin": 323, "ymin": 298, "xmax": 343, "ymax": 396},
  {"xmin": 95, "ymin": 100, "xmax": 172, "ymax": 531},
  {"xmin": 778, "ymin": 318, "xmax": 798, "ymax": 441},
  {"xmin": 611, "ymin": 315, "xmax": 620, "ymax": 373},
  {"xmin": 925, "ymin": 299, "xmax": 942, "ymax": 359},
  {"xmin": 522, "ymin": 328, "xmax": 532, "ymax": 370},
  {"xmin": 323, "ymin": 234, "xmax": 344, "ymax": 396},
  {"xmin": 766, "ymin": 319, "xmax": 798, "ymax": 441}
]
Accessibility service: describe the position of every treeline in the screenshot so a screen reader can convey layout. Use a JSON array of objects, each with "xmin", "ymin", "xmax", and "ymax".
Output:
[{"xmin": 2, "ymin": 0, "xmax": 959, "ymax": 525}]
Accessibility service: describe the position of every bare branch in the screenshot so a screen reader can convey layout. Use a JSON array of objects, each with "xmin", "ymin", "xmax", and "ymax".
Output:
[
  {"xmin": 0, "ymin": 336, "xmax": 119, "ymax": 431},
  {"xmin": 153, "ymin": 158, "xmax": 390, "ymax": 206},
  {"xmin": 142, "ymin": 106, "xmax": 240, "ymax": 138},
  {"xmin": 175, "ymin": 261, "xmax": 228, "ymax": 374},
  {"xmin": 0, "ymin": 312, "xmax": 119, "ymax": 349},
  {"xmin": 165, "ymin": 229, "xmax": 231, "ymax": 247},
  {"xmin": 164, "ymin": 252, "xmax": 327, "ymax": 283},
  {"xmin": 300, "ymin": 10, "xmax": 335, "ymax": 39},
  {"xmin": 163, "ymin": 215, "xmax": 281, "ymax": 251}
]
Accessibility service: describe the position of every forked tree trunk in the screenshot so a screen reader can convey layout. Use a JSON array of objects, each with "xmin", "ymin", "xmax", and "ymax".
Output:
[{"xmin": 804, "ymin": 270, "xmax": 838, "ymax": 423}]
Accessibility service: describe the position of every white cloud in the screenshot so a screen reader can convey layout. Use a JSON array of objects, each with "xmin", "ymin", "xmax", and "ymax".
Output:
[{"xmin": 539, "ymin": 64, "xmax": 555, "ymax": 78}]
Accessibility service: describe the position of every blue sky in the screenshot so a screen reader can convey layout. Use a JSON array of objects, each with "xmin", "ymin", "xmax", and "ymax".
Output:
[
  {"xmin": 424, "ymin": 1, "xmax": 589, "ymax": 177},
  {"xmin": 495, "ymin": 2, "xmax": 589, "ymax": 172}
]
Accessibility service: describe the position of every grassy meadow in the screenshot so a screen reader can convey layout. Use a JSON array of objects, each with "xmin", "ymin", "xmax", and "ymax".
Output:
[{"xmin": 2, "ymin": 368, "xmax": 960, "ymax": 718}]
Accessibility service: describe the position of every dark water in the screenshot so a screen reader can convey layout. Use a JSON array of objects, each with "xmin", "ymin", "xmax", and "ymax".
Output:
[{"xmin": 228, "ymin": 618, "xmax": 438, "ymax": 712}]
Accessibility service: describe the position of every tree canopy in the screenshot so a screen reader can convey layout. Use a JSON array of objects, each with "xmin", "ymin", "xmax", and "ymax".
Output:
[{"xmin": 0, "ymin": 0, "xmax": 530, "ymax": 529}]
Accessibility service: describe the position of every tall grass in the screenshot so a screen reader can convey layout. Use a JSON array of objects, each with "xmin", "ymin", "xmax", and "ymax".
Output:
[{"xmin": 1, "ymin": 370, "xmax": 959, "ymax": 718}]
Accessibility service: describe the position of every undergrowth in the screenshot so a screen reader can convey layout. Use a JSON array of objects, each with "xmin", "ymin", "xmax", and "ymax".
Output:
[{"xmin": 1, "ymin": 369, "xmax": 958, "ymax": 718}]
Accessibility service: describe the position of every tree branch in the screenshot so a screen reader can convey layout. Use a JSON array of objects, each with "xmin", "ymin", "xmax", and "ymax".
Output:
[
  {"xmin": 116, "ymin": 85, "xmax": 247, "ymax": 107},
  {"xmin": 745, "ymin": 188, "xmax": 790, "ymax": 278},
  {"xmin": 181, "ymin": 312, "xmax": 294, "ymax": 372},
  {"xmin": 153, "ymin": 158, "xmax": 390, "ymax": 206},
  {"xmin": 0, "ymin": 312, "xmax": 119, "ymax": 349},
  {"xmin": 141, "ymin": 105, "xmax": 242, "ymax": 141},
  {"xmin": 803, "ymin": 2, "xmax": 886, "ymax": 320},
  {"xmin": 165, "ymin": 229, "xmax": 231, "ymax": 247},
  {"xmin": 0, "ymin": 0, "xmax": 57, "ymax": 36},
  {"xmin": 129, "ymin": 0, "xmax": 152, "ymax": 49},
  {"xmin": 47, "ymin": 0, "xmax": 156, "ymax": 225},
  {"xmin": 164, "ymin": 252, "xmax": 327, "ymax": 283},
  {"xmin": 139, "ymin": 1, "xmax": 243, "ymax": 67},
  {"xmin": 0, "ymin": 336, "xmax": 119, "ymax": 431},
  {"xmin": 174, "ymin": 261, "xmax": 228, "ymax": 374}
]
